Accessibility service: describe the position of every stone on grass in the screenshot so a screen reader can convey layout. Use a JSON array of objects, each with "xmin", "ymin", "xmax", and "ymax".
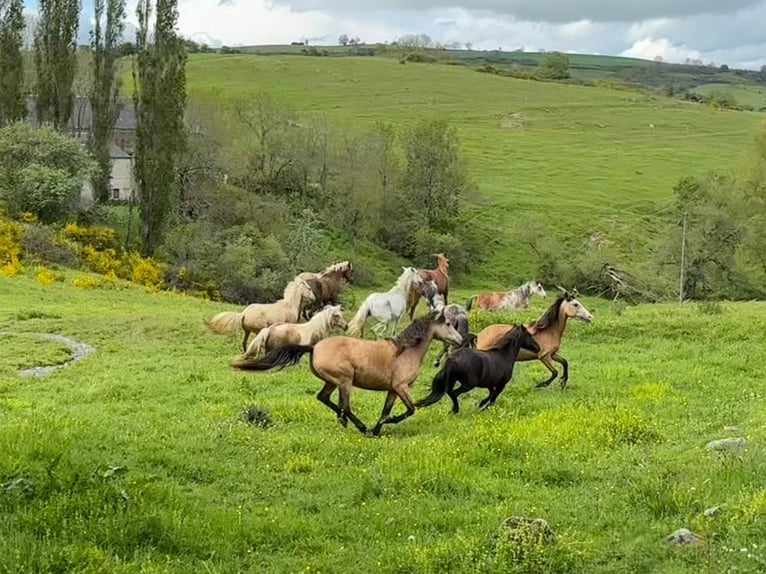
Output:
[
  {"xmin": 706, "ymin": 437, "xmax": 747, "ymax": 452},
  {"xmin": 499, "ymin": 516, "xmax": 556, "ymax": 545},
  {"xmin": 665, "ymin": 528, "xmax": 703, "ymax": 546},
  {"xmin": 703, "ymin": 506, "xmax": 721, "ymax": 518}
]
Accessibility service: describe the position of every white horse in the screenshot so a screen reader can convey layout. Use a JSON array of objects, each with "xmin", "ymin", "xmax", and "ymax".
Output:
[{"xmin": 348, "ymin": 267, "xmax": 425, "ymax": 338}]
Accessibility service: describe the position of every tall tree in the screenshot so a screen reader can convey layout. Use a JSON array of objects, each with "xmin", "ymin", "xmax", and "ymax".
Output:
[
  {"xmin": 89, "ymin": 0, "xmax": 125, "ymax": 203},
  {"xmin": 132, "ymin": 0, "xmax": 187, "ymax": 256},
  {"xmin": 33, "ymin": 0, "xmax": 80, "ymax": 131},
  {"xmin": 0, "ymin": 0, "xmax": 25, "ymax": 125}
]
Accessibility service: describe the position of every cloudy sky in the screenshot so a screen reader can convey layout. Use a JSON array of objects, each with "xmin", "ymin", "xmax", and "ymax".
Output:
[{"xmin": 22, "ymin": 0, "xmax": 766, "ymax": 69}]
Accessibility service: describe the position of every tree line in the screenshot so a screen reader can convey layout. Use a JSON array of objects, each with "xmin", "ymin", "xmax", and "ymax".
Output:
[{"xmin": 0, "ymin": 0, "xmax": 186, "ymax": 257}]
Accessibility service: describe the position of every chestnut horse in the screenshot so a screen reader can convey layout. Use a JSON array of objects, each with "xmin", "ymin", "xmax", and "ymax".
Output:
[
  {"xmin": 297, "ymin": 261, "xmax": 353, "ymax": 320},
  {"xmin": 474, "ymin": 291, "xmax": 593, "ymax": 390},
  {"xmin": 231, "ymin": 310, "xmax": 463, "ymax": 437},
  {"xmin": 466, "ymin": 280, "xmax": 547, "ymax": 311},
  {"xmin": 407, "ymin": 252, "xmax": 450, "ymax": 319}
]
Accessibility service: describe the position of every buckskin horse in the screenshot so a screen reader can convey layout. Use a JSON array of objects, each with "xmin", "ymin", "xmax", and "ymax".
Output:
[
  {"xmin": 231, "ymin": 310, "xmax": 463, "ymax": 437},
  {"xmin": 474, "ymin": 291, "xmax": 593, "ymax": 390}
]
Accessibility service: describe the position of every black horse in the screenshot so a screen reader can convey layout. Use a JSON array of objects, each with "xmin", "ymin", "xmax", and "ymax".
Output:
[{"xmin": 415, "ymin": 324, "xmax": 540, "ymax": 414}]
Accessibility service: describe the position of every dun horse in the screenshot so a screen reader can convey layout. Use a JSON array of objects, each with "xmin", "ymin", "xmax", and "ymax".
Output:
[
  {"xmin": 475, "ymin": 291, "xmax": 593, "ymax": 389},
  {"xmin": 231, "ymin": 311, "xmax": 463, "ymax": 437},
  {"xmin": 348, "ymin": 267, "xmax": 424, "ymax": 338},
  {"xmin": 203, "ymin": 279, "xmax": 315, "ymax": 352},
  {"xmin": 242, "ymin": 304, "xmax": 347, "ymax": 359},
  {"xmin": 407, "ymin": 253, "xmax": 450, "ymax": 319},
  {"xmin": 415, "ymin": 324, "xmax": 540, "ymax": 413},
  {"xmin": 466, "ymin": 280, "xmax": 547, "ymax": 311},
  {"xmin": 296, "ymin": 261, "xmax": 353, "ymax": 320}
]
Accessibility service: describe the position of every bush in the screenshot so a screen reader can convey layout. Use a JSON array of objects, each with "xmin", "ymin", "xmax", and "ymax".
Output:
[
  {"xmin": 61, "ymin": 223, "xmax": 117, "ymax": 250},
  {"xmin": 20, "ymin": 225, "xmax": 79, "ymax": 267}
]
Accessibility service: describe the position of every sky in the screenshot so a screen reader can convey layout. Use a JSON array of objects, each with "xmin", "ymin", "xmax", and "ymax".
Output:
[{"xmin": 22, "ymin": 0, "xmax": 766, "ymax": 70}]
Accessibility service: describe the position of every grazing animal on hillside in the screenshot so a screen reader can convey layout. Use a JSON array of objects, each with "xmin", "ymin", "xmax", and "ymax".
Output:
[
  {"xmin": 420, "ymin": 280, "xmax": 476, "ymax": 367},
  {"xmin": 230, "ymin": 310, "xmax": 463, "ymax": 437},
  {"xmin": 203, "ymin": 279, "xmax": 316, "ymax": 352},
  {"xmin": 242, "ymin": 304, "xmax": 347, "ymax": 359},
  {"xmin": 475, "ymin": 291, "xmax": 593, "ymax": 390},
  {"xmin": 406, "ymin": 252, "xmax": 450, "ymax": 319},
  {"xmin": 296, "ymin": 261, "xmax": 353, "ymax": 320},
  {"xmin": 466, "ymin": 280, "xmax": 547, "ymax": 311},
  {"xmin": 415, "ymin": 324, "xmax": 540, "ymax": 413},
  {"xmin": 347, "ymin": 267, "xmax": 425, "ymax": 338}
]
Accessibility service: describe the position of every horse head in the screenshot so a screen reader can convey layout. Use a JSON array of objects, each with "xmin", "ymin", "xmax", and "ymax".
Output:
[
  {"xmin": 561, "ymin": 294, "xmax": 593, "ymax": 323},
  {"xmin": 329, "ymin": 304, "xmax": 348, "ymax": 331}
]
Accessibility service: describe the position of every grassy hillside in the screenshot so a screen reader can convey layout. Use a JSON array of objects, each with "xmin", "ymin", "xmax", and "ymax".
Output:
[
  {"xmin": 183, "ymin": 54, "xmax": 762, "ymax": 286},
  {"xmin": 2, "ymin": 270, "xmax": 766, "ymax": 572}
]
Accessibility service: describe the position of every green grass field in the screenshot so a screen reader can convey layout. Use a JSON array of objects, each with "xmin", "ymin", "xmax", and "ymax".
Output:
[
  {"xmin": 692, "ymin": 83, "xmax": 766, "ymax": 110},
  {"xmin": 2, "ymin": 270, "xmax": 766, "ymax": 573},
  {"xmin": 182, "ymin": 54, "xmax": 763, "ymax": 285}
]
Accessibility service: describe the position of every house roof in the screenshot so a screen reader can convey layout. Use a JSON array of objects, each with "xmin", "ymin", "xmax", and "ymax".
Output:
[
  {"xmin": 110, "ymin": 142, "xmax": 132, "ymax": 159},
  {"xmin": 25, "ymin": 96, "xmax": 137, "ymax": 132}
]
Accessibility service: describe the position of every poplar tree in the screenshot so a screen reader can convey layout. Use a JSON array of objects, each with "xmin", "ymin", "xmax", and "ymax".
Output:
[
  {"xmin": 33, "ymin": 0, "xmax": 80, "ymax": 131},
  {"xmin": 89, "ymin": 0, "xmax": 125, "ymax": 203},
  {"xmin": 0, "ymin": 0, "xmax": 25, "ymax": 125},
  {"xmin": 132, "ymin": 0, "xmax": 187, "ymax": 255}
]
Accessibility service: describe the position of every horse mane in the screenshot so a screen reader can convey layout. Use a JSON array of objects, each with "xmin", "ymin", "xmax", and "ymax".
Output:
[
  {"xmin": 532, "ymin": 294, "xmax": 570, "ymax": 330},
  {"xmin": 392, "ymin": 314, "xmax": 438, "ymax": 354},
  {"xmin": 391, "ymin": 268, "xmax": 416, "ymax": 293},
  {"xmin": 319, "ymin": 261, "xmax": 351, "ymax": 278},
  {"xmin": 283, "ymin": 278, "xmax": 310, "ymax": 301},
  {"xmin": 487, "ymin": 324, "xmax": 525, "ymax": 351}
]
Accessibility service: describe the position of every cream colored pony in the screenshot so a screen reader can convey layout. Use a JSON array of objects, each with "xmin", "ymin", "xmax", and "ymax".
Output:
[
  {"xmin": 242, "ymin": 304, "xmax": 348, "ymax": 359},
  {"xmin": 203, "ymin": 279, "xmax": 315, "ymax": 351}
]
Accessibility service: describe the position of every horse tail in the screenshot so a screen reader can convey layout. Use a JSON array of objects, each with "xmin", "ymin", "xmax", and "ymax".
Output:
[
  {"xmin": 230, "ymin": 344, "xmax": 313, "ymax": 372},
  {"xmin": 465, "ymin": 296, "xmax": 477, "ymax": 311},
  {"xmin": 347, "ymin": 296, "xmax": 372, "ymax": 338},
  {"xmin": 467, "ymin": 333, "xmax": 478, "ymax": 349},
  {"xmin": 244, "ymin": 327, "xmax": 271, "ymax": 359},
  {"xmin": 415, "ymin": 360, "xmax": 456, "ymax": 409},
  {"xmin": 203, "ymin": 311, "xmax": 243, "ymax": 336}
]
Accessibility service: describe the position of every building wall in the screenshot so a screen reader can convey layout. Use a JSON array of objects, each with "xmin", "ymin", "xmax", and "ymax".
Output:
[{"xmin": 110, "ymin": 158, "xmax": 134, "ymax": 201}]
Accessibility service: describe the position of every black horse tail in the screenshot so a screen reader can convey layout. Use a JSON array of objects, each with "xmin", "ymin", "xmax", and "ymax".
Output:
[
  {"xmin": 416, "ymin": 361, "xmax": 456, "ymax": 408},
  {"xmin": 231, "ymin": 344, "xmax": 313, "ymax": 372},
  {"xmin": 467, "ymin": 333, "xmax": 478, "ymax": 349},
  {"xmin": 465, "ymin": 295, "xmax": 477, "ymax": 311}
]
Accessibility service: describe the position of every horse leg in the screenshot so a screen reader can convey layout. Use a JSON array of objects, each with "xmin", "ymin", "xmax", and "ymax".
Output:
[
  {"xmin": 338, "ymin": 384, "xmax": 368, "ymax": 435},
  {"xmin": 376, "ymin": 386, "xmax": 416, "ymax": 431},
  {"xmin": 407, "ymin": 291, "xmax": 420, "ymax": 319},
  {"xmin": 552, "ymin": 352, "xmax": 570, "ymax": 389},
  {"xmin": 241, "ymin": 328, "xmax": 251, "ymax": 353},
  {"xmin": 447, "ymin": 382, "xmax": 472, "ymax": 414},
  {"xmin": 316, "ymin": 381, "xmax": 343, "ymax": 424},
  {"xmin": 371, "ymin": 391, "xmax": 398, "ymax": 437},
  {"xmin": 479, "ymin": 382, "xmax": 508, "ymax": 411},
  {"xmin": 535, "ymin": 356, "xmax": 559, "ymax": 388}
]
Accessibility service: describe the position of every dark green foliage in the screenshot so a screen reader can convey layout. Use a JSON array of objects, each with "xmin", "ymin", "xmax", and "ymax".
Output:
[
  {"xmin": 0, "ymin": 0, "xmax": 25, "ymax": 125},
  {"xmin": 34, "ymin": 0, "xmax": 81, "ymax": 131},
  {"xmin": 538, "ymin": 51, "xmax": 570, "ymax": 80},
  {"xmin": 0, "ymin": 122, "xmax": 95, "ymax": 223},
  {"xmin": 133, "ymin": 0, "xmax": 187, "ymax": 256},
  {"xmin": 89, "ymin": 0, "xmax": 126, "ymax": 203}
]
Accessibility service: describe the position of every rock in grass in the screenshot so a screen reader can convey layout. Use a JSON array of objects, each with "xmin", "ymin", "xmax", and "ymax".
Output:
[
  {"xmin": 499, "ymin": 516, "xmax": 556, "ymax": 545},
  {"xmin": 723, "ymin": 425, "xmax": 740, "ymax": 433},
  {"xmin": 665, "ymin": 528, "xmax": 703, "ymax": 545},
  {"xmin": 703, "ymin": 506, "xmax": 721, "ymax": 518},
  {"xmin": 706, "ymin": 437, "xmax": 746, "ymax": 452}
]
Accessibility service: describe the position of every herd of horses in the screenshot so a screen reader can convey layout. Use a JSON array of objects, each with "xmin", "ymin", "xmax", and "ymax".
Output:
[{"xmin": 204, "ymin": 253, "xmax": 594, "ymax": 437}]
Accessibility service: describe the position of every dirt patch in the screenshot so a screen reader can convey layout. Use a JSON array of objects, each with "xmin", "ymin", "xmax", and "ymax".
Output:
[{"xmin": 500, "ymin": 112, "xmax": 525, "ymax": 129}]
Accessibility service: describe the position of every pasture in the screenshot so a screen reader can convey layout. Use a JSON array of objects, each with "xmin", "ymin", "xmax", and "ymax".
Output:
[
  {"xmin": 2, "ymin": 270, "xmax": 766, "ymax": 573},
  {"xmin": 182, "ymin": 54, "xmax": 762, "ymax": 284}
]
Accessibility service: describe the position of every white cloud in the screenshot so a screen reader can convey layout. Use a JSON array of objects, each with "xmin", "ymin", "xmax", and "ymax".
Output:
[{"xmin": 621, "ymin": 38, "xmax": 704, "ymax": 64}]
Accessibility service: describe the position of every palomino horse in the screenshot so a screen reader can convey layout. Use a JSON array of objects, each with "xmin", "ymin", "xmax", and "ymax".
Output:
[
  {"xmin": 474, "ymin": 291, "xmax": 593, "ymax": 390},
  {"xmin": 348, "ymin": 267, "xmax": 424, "ymax": 339},
  {"xmin": 416, "ymin": 324, "xmax": 540, "ymax": 413},
  {"xmin": 242, "ymin": 305, "xmax": 347, "ymax": 359},
  {"xmin": 466, "ymin": 280, "xmax": 547, "ymax": 311},
  {"xmin": 204, "ymin": 279, "xmax": 315, "ymax": 352},
  {"xmin": 406, "ymin": 253, "xmax": 450, "ymax": 319},
  {"xmin": 420, "ymin": 280, "xmax": 475, "ymax": 367},
  {"xmin": 296, "ymin": 261, "xmax": 353, "ymax": 320},
  {"xmin": 231, "ymin": 310, "xmax": 463, "ymax": 437}
]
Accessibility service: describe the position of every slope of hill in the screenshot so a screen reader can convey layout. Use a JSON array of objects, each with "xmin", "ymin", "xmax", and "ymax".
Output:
[
  {"xmin": 184, "ymin": 54, "xmax": 761, "ymax": 286},
  {"xmin": 2, "ymin": 270, "xmax": 766, "ymax": 572}
]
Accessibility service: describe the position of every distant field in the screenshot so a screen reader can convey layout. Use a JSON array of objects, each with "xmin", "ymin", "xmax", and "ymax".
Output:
[
  {"xmin": 182, "ymin": 54, "xmax": 762, "ymax": 285},
  {"xmin": 3, "ymin": 269, "xmax": 766, "ymax": 572},
  {"xmin": 692, "ymin": 83, "xmax": 766, "ymax": 110}
]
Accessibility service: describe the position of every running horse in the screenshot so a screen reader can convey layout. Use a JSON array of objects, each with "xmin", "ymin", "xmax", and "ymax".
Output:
[
  {"xmin": 231, "ymin": 310, "xmax": 463, "ymax": 437},
  {"xmin": 406, "ymin": 252, "xmax": 450, "ymax": 319},
  {"xmin": 466, "ymin": 280, "xmax": 547, "ymax": 311},
  {"xmin": 296, "ymin": 261, "xmax": 354, "ymax": 320},
  {"xmin": 474, "ymin": 291, "xmax": 593, "ymax": 390}
]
